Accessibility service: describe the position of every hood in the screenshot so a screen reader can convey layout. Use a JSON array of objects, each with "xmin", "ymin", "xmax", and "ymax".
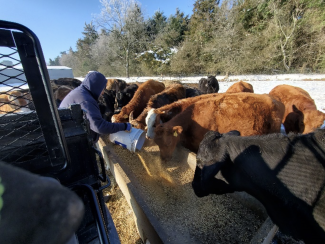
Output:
[{"xmin": 82, "ymin": 71, "xmax": 107, "ymax": 100}]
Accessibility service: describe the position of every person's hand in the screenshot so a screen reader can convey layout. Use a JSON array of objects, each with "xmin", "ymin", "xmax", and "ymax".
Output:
[{"xmin": 125, "ymin": 123, "xmax": 132, "ymax": 132}]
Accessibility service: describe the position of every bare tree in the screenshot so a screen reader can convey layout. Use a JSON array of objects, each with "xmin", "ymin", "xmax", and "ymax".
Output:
[
  {"xmin": 270, "ymin": 0, "xmax": 305, "ymax": 71},
  {"xmin": 95, "ymin": 0, "xmax": 147, "ymax": 77}
]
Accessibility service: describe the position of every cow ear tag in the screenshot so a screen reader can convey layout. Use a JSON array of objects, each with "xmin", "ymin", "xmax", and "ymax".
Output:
[
  {"xmin": 123, "ymin": 114, "xmax": 128, "ymax": 119},
  {"xmin": 173, "ymin": 131, "xmax": 178, "ymax": 137}
]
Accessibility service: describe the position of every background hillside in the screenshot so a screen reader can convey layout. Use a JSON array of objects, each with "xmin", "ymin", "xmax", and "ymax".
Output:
[{"xmin": 49, "ymin": 0, "xmax": 325, "ymax": 78}]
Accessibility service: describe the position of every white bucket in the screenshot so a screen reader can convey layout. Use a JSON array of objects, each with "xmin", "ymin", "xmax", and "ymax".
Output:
[{"xmin": 108, "ymin": 128, "xmax": 146, "ymax": 152}]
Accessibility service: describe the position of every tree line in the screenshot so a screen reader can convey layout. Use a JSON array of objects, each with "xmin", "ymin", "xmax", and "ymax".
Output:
[{"xmin": 48, "ymin": 0, "xmax": 325, "ymax": 77}]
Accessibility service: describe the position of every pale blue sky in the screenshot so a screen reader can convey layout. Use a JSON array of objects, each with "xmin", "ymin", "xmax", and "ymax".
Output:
[{"xmin": 0, "ymin": 0, "xmax": 195, "ymax": 63}]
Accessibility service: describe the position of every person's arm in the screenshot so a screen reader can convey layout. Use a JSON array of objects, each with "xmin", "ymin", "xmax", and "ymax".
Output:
[{"xmin": 82, "ymin": 101, "xmax": 127, "ymax": 134}]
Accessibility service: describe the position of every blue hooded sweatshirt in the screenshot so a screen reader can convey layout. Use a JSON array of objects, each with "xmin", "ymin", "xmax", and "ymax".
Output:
[{"xmin": 59, "ymin": 71, "xmax": 126, "ymax": 142}]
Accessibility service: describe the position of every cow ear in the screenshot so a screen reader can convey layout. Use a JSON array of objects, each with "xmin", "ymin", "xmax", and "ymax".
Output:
[
  {"xmin": 292, "ymin": 104, "xmax": 299, "ymax": 112},
  {"xmin": 172, "ymin": 126, "xmax": 183, "ymax": 137}
]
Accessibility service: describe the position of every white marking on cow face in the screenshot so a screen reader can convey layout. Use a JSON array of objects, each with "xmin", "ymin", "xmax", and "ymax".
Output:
[{"xmin": 146, "ymin": 108, "xmax": 158, "ymax": 139}]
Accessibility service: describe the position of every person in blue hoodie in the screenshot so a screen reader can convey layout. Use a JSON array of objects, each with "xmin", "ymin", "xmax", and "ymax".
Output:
[{"xmin": 59, "ymin": 71, "xmax": 131, "ymax": 143}]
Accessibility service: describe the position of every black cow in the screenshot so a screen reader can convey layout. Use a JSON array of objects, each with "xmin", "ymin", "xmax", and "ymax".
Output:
[
  {"xmin": 115, "ymin": 84, "xmax": 138, "ymax": 112},
  {"xmin": 183, "ymin": 85, "xmax": 202, "ymax": 98},
  {"xmin": 199, "ymin": 75, "xmax": 219, "ymax": 94},
  {"xmin": 192, "ymin": 129, "xmax": 325, "ymax": 244},
  {"xmin": 98, "ymin": 89, "xmax": 116, "ymax": 122},
  {"xmin": 113, "ymin": 79, "xmax": 127, "ymax": 92}
]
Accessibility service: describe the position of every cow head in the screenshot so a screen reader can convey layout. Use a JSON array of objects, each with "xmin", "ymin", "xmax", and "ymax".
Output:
[
  {"xmin": 145, "ymin": 108, "xmax": 158, "ymax": 139},
  {"xmin": 154, "ymin": 123, "xmax": 183, "ymax": 162},
  {"xmin": 129, "ymin": 111, "xmax": 146, "ymax": 130},
  {"xmin": 115, "ymin": 91, "xmax": 129, "ymax": 111},
  {"xmin": 303, "ymin": 109, "xmax": 325, "ymax": 134}
]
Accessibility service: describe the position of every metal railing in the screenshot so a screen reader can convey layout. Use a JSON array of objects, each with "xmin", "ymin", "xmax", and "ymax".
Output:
[{"xmin": 0, "ymin": 20, "xmax": 70, "ymax": 171}]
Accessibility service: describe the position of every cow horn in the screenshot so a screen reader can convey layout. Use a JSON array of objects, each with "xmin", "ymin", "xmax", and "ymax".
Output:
[{"xmin": 129, "ymin": 111, "xmax": 134, "ymax": 122}]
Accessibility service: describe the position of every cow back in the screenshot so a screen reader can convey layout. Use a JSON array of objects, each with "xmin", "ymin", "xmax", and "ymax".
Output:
[
  {"xmin": 269, "ymin": 84, "xmax": 323, "ymax": 134},
  {"xmin": 226, "ymin": 81, "xmax": 254, "ymax": 93},
  {"xmin": 111, "ymin": 79, "xmax": 165, "ymax": 123}
]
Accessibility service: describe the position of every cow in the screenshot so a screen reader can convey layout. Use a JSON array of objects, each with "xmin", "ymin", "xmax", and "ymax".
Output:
[
  {"xmin": 106, "ymin": 79, "xmax": 116, "ymax": 90},
  {"xmin": 192, "ymin": 129, "xmax": 325, "ymax": 244},
  {"xmin": 199, "ymin": 75, "xmax": 219, "ymax": 94},
  {"xmin": 115, "ymin": 83, "xmax": 138, "ymax": 112},
  {"xmin": 183, "ymin": 85, "xmax": 202, "ymax": 98},
  {"xmin": 0, "ymin": 91, "xmax": 30, "ymax": 114},
  {"xmin": 111, "ymin": 79, "xmax": 165, "ymax": 123},
  {"xmin": 269, "ymin": 84, "xmax": 325, "ymax": 134},
  {"xmin": 129, "ymin": 84, "xmax": 186, "ymax": 130},
  {"xmin": 98, "ymin": 89, "xmax": 116, "ymax": 122},
  {"xmin": 153, "ymin": 93, "xmax": 285, "ymax": 162},
  {"xmin": 226, "ymin": 81, "xmax": 254, "ymax": 93},
  {"xmin": 51, "ymin": 78, "xmax": 81, "ymax": 90},
  {"xmin": 146, "ymin": 93, "xmax": 223, "ymax": 139},
  {"xmin": 53, "ymin": 85, "xmax": 73, "ymax": 107}
]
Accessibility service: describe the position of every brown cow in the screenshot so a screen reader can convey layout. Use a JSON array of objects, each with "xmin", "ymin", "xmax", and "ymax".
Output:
[
  {"xmin": 54, "ymin": 85, "xmax": 73, "ymax": 107},
  {"xmin": 153, "ymin": 93, "xmax": 284, "ymax": 161},
  {"xmin": 269, "ymin": 84, "xmax": 325, "ymax": 134},
  {"xmin": 106, "ymin": 78, "xmax": 127, "ymax": 91},
  {"xmin": 111, "ymin": 79, "xmax": 165, "ymax": 123},
  {"xmin": 129, "ymin": 84, "xmax": 186, "ymax": 130},
  {"xmin": 226, "ymin": 81, "xmax": 254, "ymax": 93},
  {"xmin": 0, "ymin": 91, "xmax": 30, "ymax": 114},
  {"xmin": 146, "ymin": 93, "xmax": 223, "ymax": 139}
]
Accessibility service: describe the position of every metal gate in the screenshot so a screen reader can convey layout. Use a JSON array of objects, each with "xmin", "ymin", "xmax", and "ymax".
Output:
[{"xmin": 0, "ymin": 20, "xmax": 69, "ymax": 171}]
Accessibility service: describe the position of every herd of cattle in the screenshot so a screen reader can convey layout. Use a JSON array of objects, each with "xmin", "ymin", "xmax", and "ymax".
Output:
[{"xmin": 1, "ymin": 76, "xmax": 325, "ymax": 243}]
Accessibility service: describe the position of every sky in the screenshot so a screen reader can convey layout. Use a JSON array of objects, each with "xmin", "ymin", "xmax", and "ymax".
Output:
[{"xmin": 0, "ymin": 0, "xmax": 195, "ymax": 63}]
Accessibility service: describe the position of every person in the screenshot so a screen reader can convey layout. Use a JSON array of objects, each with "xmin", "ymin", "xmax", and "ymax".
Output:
[{"xmin": 59, "ymin": 71, "xmax": 131, "ymax": 143}]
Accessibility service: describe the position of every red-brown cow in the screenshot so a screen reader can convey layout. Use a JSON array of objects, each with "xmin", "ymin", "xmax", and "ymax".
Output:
[
  {"xmin": 226, "ymin": 81, "xmax": 254, "ymax": 93},
  {"xmin": 129, "ymin": 83, "xmax": 186, "ymax": 130},
  {"xmin": 0, "ymin": 91, "xmax": 30, "ymax": 114},
  {"xmin": 269, "ymin": 84, "xmax": 325, "ymax": 134},
  {"xmin": 153, "ymin": 93, "xmax": 284, "ymax": 161},
  {"xmin": 111, "ymin": 79, "xmax": 165, "ymax": 123},
  {"xmin": 146, "ymin": 93, "xmax": 223, "ymax": 139},
  {"xmin": 54, "ymin": 85, "xmax": 73, "ymax": 107}
]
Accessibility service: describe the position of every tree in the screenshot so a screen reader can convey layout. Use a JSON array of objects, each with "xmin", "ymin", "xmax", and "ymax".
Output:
[
  {"xmin": 189, "ymin": 0, "xmax": 220, "ymax": 45},
  {"xmin": 48, "ymin": 56, "xmax": 61, "ymax": 66},
  {"xmin": 60, "ymin": 48, "xmax": 84, "ymax": 77},
  {"xmin": 75, "ymin": 22, "xmax": 99, "ymax": 74},
  {"xmin": 268, "ymin": 0, "xmax": 306, "ymax": 71},
  {"xmin": 95, "ymin": 0, "xmax": 147, "ymax": 77}
]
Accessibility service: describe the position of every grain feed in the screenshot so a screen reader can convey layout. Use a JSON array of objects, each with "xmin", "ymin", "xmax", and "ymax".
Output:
[{"xmin": 102, "ymin": 135, "xmax": 265, "ymax": 244}]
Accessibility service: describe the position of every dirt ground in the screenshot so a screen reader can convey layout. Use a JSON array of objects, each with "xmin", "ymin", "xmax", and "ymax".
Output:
[{"xmin": 103, "ymin": 170, "xmax": 144, "ymax": 244}]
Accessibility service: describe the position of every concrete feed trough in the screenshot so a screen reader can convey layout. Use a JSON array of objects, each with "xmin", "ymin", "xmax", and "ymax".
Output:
[{"xmin": 98, "ymin": 137, "xmax": 278, "ymax": 244}]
